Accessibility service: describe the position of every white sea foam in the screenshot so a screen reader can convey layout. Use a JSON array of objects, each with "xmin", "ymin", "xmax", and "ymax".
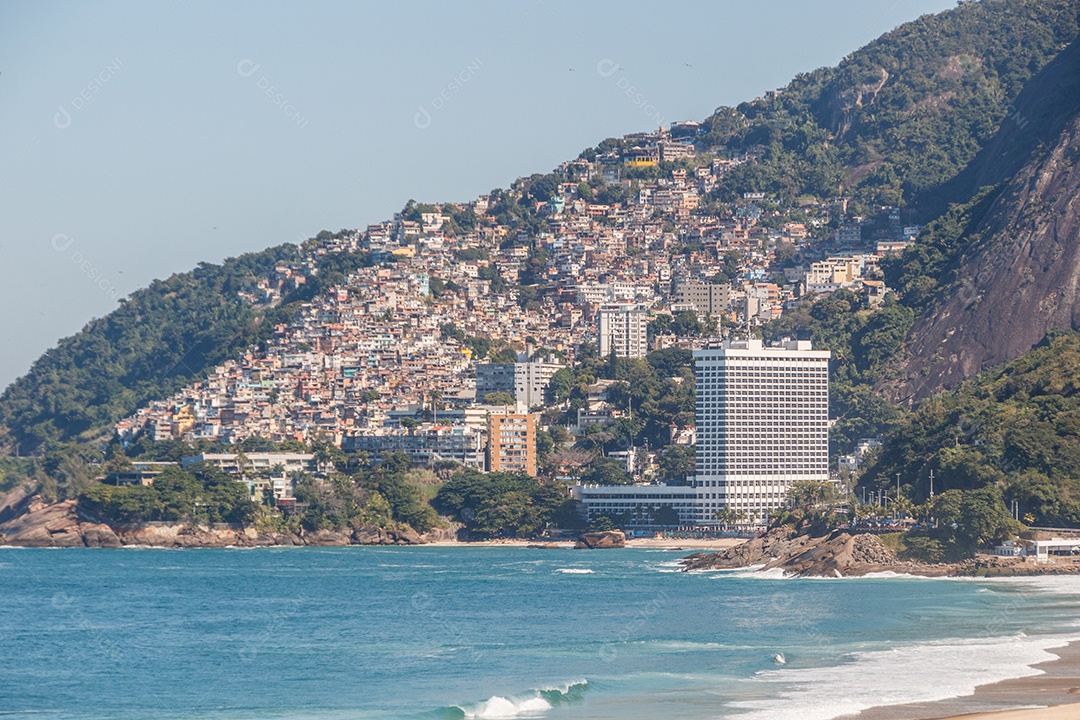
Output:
[
  {"xmin": 453, "ymin": 680, "xmax": 588, "ymax": 719},
  {"xmin": 462, "ymin": 695, "xmax": 551, "ymax": 718},
  {"xmin": 979, "ymin": 574, "xmax": 1080, "ymax": 595},
  {"xmin": 728, "ymin": 632, "xmax": 1080, "ymax": 720},
  {"xmin": 554, "ymin": 568, "xmax": 594, "ymax": 574}
]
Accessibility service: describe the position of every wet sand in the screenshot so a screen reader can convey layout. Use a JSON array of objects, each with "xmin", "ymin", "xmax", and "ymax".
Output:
[{"xmin": 853, "ymin": 642, "xmax": 1080, "ymax": 720}]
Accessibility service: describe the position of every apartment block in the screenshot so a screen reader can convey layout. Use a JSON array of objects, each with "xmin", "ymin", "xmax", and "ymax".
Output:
[
  {"xmin": 598, "ymin": 303, "xmax": 649, "ymax": 359},
  {"xmin": 476, "ymin": 361, "xmax": 564, "ymax": 408},
  {"xmin": 674, "ymin": 280, "xmax": 731, "ymax": 316},
  {"xmin": 343, "ymin": 425, "xmax": 485, "ymax": 468},
  {"xmin": 487, "ymin": 412, "xmax": 539, "ymax": 476},
  {"xmin": 692, "ymin": 338, "xmax": 830, "ymax": 525}
]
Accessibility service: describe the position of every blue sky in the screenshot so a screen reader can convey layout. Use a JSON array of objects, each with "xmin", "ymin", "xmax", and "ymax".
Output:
[{"xmin": 0, "ymin": 0, "xmax": 956, "ymax": 390}]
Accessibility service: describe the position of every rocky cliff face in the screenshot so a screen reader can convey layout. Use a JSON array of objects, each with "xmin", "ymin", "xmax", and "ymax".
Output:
[
  {"xmin": 897, "ymin": 111, "xmax": 1080, "ymax": 401},
  {"xmin": 893, "ymin": 40, "xmax": 1080, "ymax": 402}
]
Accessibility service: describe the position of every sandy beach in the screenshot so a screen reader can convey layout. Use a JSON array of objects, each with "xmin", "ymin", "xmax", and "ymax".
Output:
[
  {"xmin": 853, "ymin": 642, "xmax": 1080, "ymax": 720},
  {"xmin": 936, "ymin": 708, "xmax": 1080, "ymax": 720},
  {"xmin": 428, "ymin": 537, "xmax": 746, "ymax": 550}
]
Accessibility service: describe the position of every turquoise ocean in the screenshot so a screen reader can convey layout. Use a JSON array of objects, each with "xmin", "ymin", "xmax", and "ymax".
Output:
[{"xmin": 3, "ymin": 546, "xmax": 1080, "ymax": 720}]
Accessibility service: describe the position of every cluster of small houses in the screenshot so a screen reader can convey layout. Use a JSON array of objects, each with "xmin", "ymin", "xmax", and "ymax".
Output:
[{"xmin": 115, "ymin": 123, "xmax": 919, "ymax": 489}]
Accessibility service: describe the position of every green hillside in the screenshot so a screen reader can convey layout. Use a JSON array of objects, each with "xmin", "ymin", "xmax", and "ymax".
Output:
[
  {"xmin": 861, "ymin": 331, "xmax": 1080, "ymax": 527},
  {"xmin": 696, "ymin": 0, "xmax": 1079, "ymax": 210},
  {"xmin": 0, "ymin": 244, "xmax": 298, "ymax": 453}
]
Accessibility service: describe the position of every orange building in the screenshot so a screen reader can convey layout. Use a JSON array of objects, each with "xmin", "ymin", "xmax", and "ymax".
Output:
[{"xmin": 486, "ymin": 413, "xmax": 539, "ymax": 476}]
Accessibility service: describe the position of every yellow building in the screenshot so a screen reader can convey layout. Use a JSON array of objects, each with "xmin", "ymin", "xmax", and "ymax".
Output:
[
  {"xmin": 487, "ymin": 413, "xmax": 539, "ymax": 476},
  {"xmin": 171, "ymin": 405, "xmax": 196, "ymax": 437}
]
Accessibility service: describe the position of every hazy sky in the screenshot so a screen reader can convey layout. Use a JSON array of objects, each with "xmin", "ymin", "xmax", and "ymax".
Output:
[{"xmin": 0, "ymin": 0, "xmax": 956, "ymax": 391}]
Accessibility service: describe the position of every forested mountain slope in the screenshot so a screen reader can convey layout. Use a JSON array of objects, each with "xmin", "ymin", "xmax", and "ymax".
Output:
[{"xmin": 697, "ymin": 0, "xmax": 1080, "ymax": 211}]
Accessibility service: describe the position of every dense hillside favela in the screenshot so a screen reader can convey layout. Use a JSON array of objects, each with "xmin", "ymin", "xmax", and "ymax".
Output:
[
  {"xmin": 4, "ymin": 0, "xmax": 1080, "ymax": 559},
  {"xmin": 113, "ymin": 149, "xmax": 850, "ymax": 449}
]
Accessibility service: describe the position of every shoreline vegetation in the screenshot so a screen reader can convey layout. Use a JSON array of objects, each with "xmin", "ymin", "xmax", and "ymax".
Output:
[
  {"xmin": 0, "ymin": 487, "xmax": 744, "ymax": 550},
  {"xmin": 5, "ymin": 480, "xmax": 1077, "ymax": 581}
]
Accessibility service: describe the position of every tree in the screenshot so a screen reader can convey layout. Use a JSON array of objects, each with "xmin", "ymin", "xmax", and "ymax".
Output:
[
  {"xmin": 490, "ymin": 347, "xmax": 518, "ymax": 364},
  {"xmin": 956, "ymin": 486, "xmax": 1020, "ymax": 550},
  {"xmin": 465, "ymin": 337, "xmax": 492, "ymax": 359},
  {"xmin": 657, "ymin": 445, "xmax": 695, "ymax": 485},
  {"xmin": 787, "ymin": 480, "xmax": 840, "ymax": 508},
  {"xmin": 548, "ymin": 368, "xmax": 574, "ymax": 404},
  {"xmin": 648, "ymin": 314, "xmax": 673, "ymax": 341},
  {"xmin": 579, "ymin": 457, "xmax": 632, "ymax": 485},
  {"xmin": 653, "ymin": 505, "xmax": 680, "ymax": 527},
  {"xmin": 535, "ymin": 429, "xmax": 555, "ymax": 463},
  {"xmin": 647, "ymin": 348, "xmax": 692, "ymax": 377},
  {"xmin": 482, "ymin": 391, "xmax": 516, "ymax": 406},
  {"xmin": 79, "ymin": 463, "xmax": 258, "ymax": 526},
  {"xmin": 719, "ymin": 251, "xmax": 743, "ymax": 281},
  {"xmin": 713, "ymin": 507, "xmax": 746, "ymax": 529},
  {"xmin": 432, "ymin": 468, "xmax": 572, "ymax": 537},
  {"xmin": 670, "ymin": 311, "xmax": 702, "ymax": 337},
  {"xmin": 590, "ymin": 515, "xmax": 616, "ymax": 532},
  {"xmin": 929, "ymin": 489, "xmax": 964, "ymax": 525}
]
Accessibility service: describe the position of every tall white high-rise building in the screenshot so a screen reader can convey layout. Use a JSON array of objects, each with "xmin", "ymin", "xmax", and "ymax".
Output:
[
  {"xmin": 692, "ymin": 338, "xmax": 830, "ymax": 525},
  {"xmin": 598, "ymin": 303, "xmax": 649, "ymax": 358}
]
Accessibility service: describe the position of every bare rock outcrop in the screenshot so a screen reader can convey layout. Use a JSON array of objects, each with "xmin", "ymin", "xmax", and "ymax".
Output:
[
  {"xmin": 575, "ymin": 530, "xmax": 626, "ymax": 549},
  {"xmin": 681, "ymin": 527, "xmax": 898, "ymax": 577},
  {"xmin": 0, "ymin": 498, "xmax": 120, "ymax": 548},
  {"xmin": 682, "ymin": 527, "xmax": 1080, "ymax": 578},
  {"xmin": 892, "ymin": 39, "xmax": 1080, "ymax": 402}
]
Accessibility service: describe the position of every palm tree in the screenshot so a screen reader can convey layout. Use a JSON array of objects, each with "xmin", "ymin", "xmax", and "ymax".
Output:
[
  {"xmin": 713, "ymin": 507, "xmax": 745, "ymax": 530},
  {"xmin": 893, "ymin": 495, "xmax": 915, "ymax": 522}
]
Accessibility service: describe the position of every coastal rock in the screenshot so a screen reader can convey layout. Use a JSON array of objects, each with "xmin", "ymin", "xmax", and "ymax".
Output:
[
  {"xmin": 682, "ymin": 527, "xmax": 1080, "ymax": 578},
  {"xmin": 575, "ymin": 530, "xmax": 626, "ymax": 549},
  {"xmin": 81, "ymin": 524, "xmax": 122, "ymax": 548},
  {"xmin": 113, "ymin": 523, "xmax": 258, "ymax": 548},
  {"xmin": 349, "ymin": 524, "xmax": 434, "ymax": 546},
  {"xmin": 302, "ymin": 529, "xmax": 351, "ymax": 546},
  {"xmin": 0, "ymin": 496, "xmax": 538, "ymax": 550},
  {"xmin": 351, "ymin": 525, "xmax": 427, "ymax": 545},
  {"xmin": 767, "ymin": 531, "xmax": 896, "ymax": 577},
  {"xmin": 681, "ymin": 528, "xmax": 898, "ymax": 577},
  {"xmin": 0, "ymin": 485, "xmax": 34, "ymax": 524},
  {"xmin": 0, "ymin": 498, "xmax": 121, "ymax": 548},
  {"xmin": 682, "ymin": 526, "xmax": 800, "ymax": 570},
  {"xmin": 392, "ymin": 525, "xmax": 423, "ymax": 545},
  {"xmin": 419, "ymin": 524, "xmax": 460, "ymax": 544},
  {"xmin": 252, "ymin": 531, "xmax": 288, "ymax": 546}
]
